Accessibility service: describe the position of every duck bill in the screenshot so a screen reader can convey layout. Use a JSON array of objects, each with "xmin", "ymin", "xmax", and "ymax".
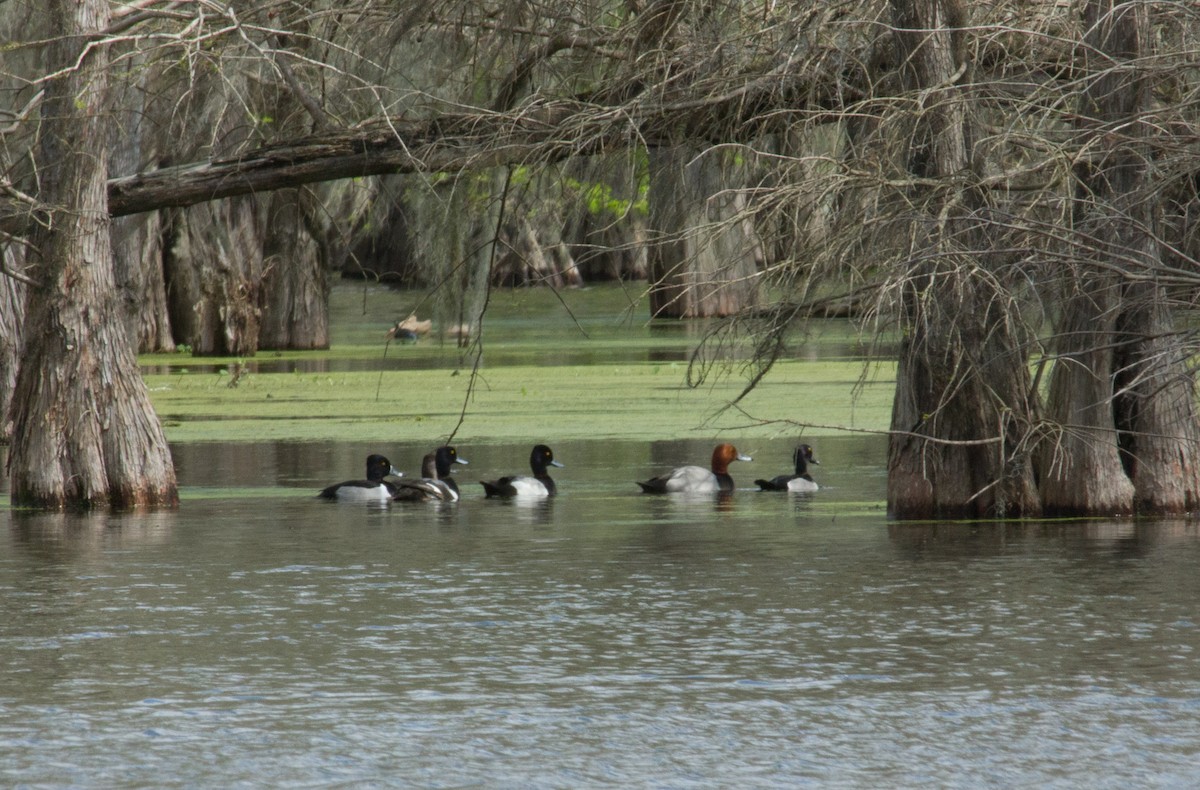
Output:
[
  {"xmin": 549, "ymin": 460, "xmax": 565, "ymax": 468},
  {"xmin": 454, "ymin": 457, "xmax": 469, "ymax": 465},
  {"xmin": 736, "ymin": 454, "xmax": 752, "ymax": 462}
]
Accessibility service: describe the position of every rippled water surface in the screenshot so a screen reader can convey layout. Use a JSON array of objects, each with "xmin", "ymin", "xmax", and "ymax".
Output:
[{"xmin": 4, "ymin": 436, "xmax": 1200, "ymax": 787}]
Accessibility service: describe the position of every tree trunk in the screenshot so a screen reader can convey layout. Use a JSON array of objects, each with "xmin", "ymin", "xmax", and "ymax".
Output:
[
  {"xmin": 0, "ymin": 245, "xmax": 27, "ymax": 441},
  {"xmin": 109, "ymin": 50, "xmax": 173, "ymax": 353},
  {"xmin": 112, "ymin": 211, "xmax": 173, "ymax": 352},
  {"xmin": 1108, "ymin": 21, "xmax": 1200, "ymax": 515},
  {"xmin": 1042, "ymin": 0, "xmax": 1200, "ymax": 515},
  {"xmin": 259, "ymin": 189, "xmax": 330, "ymax": 350},
  {"xmin": 1040, "ymin": 272, "xmax": 1133, "ymax": 515},
  {"xmin": 163, "ymin": 196, "xmax": 264, "ymax": 356},
  {"xmin": 647, "ymin": 145, "xmax": 761, "ymax": 318},
  {"xmin": 1114, "ymin": 285, "xmax": 1200, "ymax": 513},
  {"xmin": 255, "ymin": 18, "xmax": 333, "ymax": 352},
  {"xmin": 492, "ymin": 216, "xmax": 583, "ymax": 288},
  {"xmin": 888, "ymin": 284, "xmax": 1042, "ymax": 519},
  {"xmin": 562, "ymin": 155, "xmax": 648, "ymax": 281},
  {"xmin": 345, "ymin": 180, "xmax": 418, "ymax": 282},
  {"xmin": 8, "ymin": 0, "xmax": 177, "ymax": 509},
  {"xmin": 885, "ymin": 0, "xmax": 1041, "ymax": 519}
]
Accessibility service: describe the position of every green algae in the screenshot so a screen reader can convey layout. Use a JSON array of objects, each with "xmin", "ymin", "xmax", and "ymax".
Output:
[{"xmin": 143, "ymin": 284, "xmax": 896, "ymax": 444}]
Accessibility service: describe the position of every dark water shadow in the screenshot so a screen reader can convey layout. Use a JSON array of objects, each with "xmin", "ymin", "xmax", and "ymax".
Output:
[{"xmin": 886, "ymin": 518, "xmax": 1200, "ymax": 560}]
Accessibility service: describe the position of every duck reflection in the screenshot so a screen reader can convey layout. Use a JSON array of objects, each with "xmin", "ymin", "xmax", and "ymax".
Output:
[
  {"xmin": 638, "ymin": 488, "xmax": 737, "ymax": 521},
  {"xmin": 484, "ymin": 493, "xmax": 557, "ymax": 526}
]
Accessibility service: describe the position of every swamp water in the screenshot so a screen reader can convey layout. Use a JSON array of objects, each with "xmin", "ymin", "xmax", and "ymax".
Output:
[{"xmin": 3, "ymin": 284, "xmax": 1200, "ymax": 787}]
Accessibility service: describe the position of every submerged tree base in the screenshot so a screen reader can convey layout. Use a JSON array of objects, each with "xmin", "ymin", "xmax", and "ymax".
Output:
[{"xmin": 7, "ymin": 0, "xmax": 179, "ymax": 512}]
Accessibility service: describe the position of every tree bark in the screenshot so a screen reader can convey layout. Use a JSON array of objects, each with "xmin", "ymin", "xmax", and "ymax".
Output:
[
  {"xmin": 562, "ymin": 155, "xmax": 648, "ymax": 281},
  {"xmin": 8, "ymin": 0, "xmax": 177, "ymax": 509},
  {"xmin": 162, "ymin": 196, "xmax": 264, "ymax": 356},
  {"xmin": 1114, "ymin": 286, "xmax": 1200, "ymax": 514},
  {"xmin": 112, "ymin": 211, "xmax": 173, "ymax": 353},
  {"xmin": 647, "ymin": 146, "xmax": 761, "ymax": 318},
  {"xmin": 885, "ymin": 0, "xmax": 1041, "ymax": 519},
  {"xmin": 109, "ymin": 50, "xmax": 173, "ymax": 353},
  {"xmin": 1040, "ymin": 271, "xmax": 1133, "ymax": 515},
  {"xmin": 0, "ymin": 245, "xmax": 27, "ymax": 440},
  {"xmin": 492, "ymin": 216, "xmax": 583, "ymax": 289},
  {"xmin": 1042, "ymin": 0, "xmax": 1200, "ymax": 515},
  {"xmin": 259, "ymin": 189, "xmax": 330, "ymax": 350},
  {"xmin": 1041, "ymin": 0, "xmax": 1141, "ymax": 516}
]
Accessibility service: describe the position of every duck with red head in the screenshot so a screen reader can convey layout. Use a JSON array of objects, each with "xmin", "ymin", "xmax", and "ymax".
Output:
[{"xmin": 637, "ymin": 443, "xmax": 752, "ymax": 494}]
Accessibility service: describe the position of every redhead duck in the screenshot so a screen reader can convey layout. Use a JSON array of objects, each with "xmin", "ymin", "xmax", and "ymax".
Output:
[
  {"xmin": 481, "ymin": 444, "xmax": 563, "ymax": 497},
  {"xmin": 318, "ymin": 454, "xmax": 402, "ymax": 502},
  {"xmin": 637, "ymin": 443, "xmax": 752, "ymax": 494},
  {"xmin": 755, "ymin": 444, "xmax": 819, "ymax": 492},
  {"xmin": 393, "ymin": 452, "xmax": 460, "ymax": 502}
]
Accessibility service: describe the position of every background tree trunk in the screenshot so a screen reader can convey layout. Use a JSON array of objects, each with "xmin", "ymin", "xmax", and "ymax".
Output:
[
  {"xmin": 8, "ymin": 0, "xmax": 176, "ymax": 509},
  {"xmin": 562, "ymin": 155, "xmax": 648, "ymax": 281},
  {"xmin": 885, "ymin": 0, "xmax": 1041, "ymax": 519},
  {"xmin": 255, "ymin": 18, "xmax": 333, "ymax": 352},
  {"xmin": 112, "ymin": 211, "xmax": 173, "ymax": 353},
  {"xmin": 259, "ymin": 189, "xmax": 330, "ymax": 350},
  {"xmin": 0, "ymin": 245, "xmax": 26, "ymax": 440},
  {"xmin": 109, "ymin": 50, "xmax": 173, "ymax": 353},
  {"xmin": 163, "ymin": 197, "xmax": 264, "ymax": 356},
  {"xmin": 1040, "ymin": 271, "xmax": 1133, "ymax": 515},
  {"xmin": 647, "ymin": 146, "xmax": 761, "ymax": 318},
  {"xmin": 491, "ymin": 215, "xmax": 582, "ymax": 289},
  {"xmin": 150, "ymin": 50, "xmax": 266, "ymax": 357}
]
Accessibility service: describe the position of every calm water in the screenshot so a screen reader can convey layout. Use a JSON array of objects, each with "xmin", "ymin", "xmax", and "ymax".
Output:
[{"xmin": 3, "ymin": 435, "xmax": 1200, "ymax": 787}]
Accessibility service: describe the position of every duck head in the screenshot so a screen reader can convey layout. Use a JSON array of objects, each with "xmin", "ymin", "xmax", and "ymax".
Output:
[
  {"xmin": 711, "ymin": 443, "xmax": 752, "ymax": 474},
  {"xmin": 366, "ymin": 454, "xmax": 401, "ymax": 481},
  {"xmin": 434, "ymin": 445, "xmax": 468, "ymax": 477},
  {"xmin": 530, "ymin": 444, "xmax": 564, "ymax": 474},
  {"xmin": 793, "ymin": 444, "xmax": 819, "ymax": 474}
]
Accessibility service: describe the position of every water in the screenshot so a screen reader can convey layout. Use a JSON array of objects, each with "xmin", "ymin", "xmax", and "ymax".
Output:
[{"xmin": 4, "ymin": 435, "xmax": 1200, "ymax": 787}]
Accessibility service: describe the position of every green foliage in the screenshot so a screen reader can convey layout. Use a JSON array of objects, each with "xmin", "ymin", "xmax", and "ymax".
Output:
[{"xmin": 566, "ymin": 176, "xmax": 649, "ymax": 220}]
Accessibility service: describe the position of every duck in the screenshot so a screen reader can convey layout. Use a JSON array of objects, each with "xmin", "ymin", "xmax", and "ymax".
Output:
[
  {"xmin": 387, "ymin": 314, "xmax": 433, "ymax": 343},
  {"xmin": 430, "ymin": 445, "xmax": 468, "ymax": 496},
  {"xmin": 637, "ymin": 443, "xmax": 752, "ymax": 494},
  {"xmin": 481, "ymin": 444, "xmax": 563, "ymax": 497},
  {"xmin": 318, "ymin": 454, "xmax": 402, "ymax": 502},
  {"xmin": 393, "ymin": 453, "xmax": 458, "ymax": 502},
  {"xmin": 754, "ymin": 444, "xmax": 820, "ymax": 492},
  {"xmin": 392, "ymin": 445, "xmax": 469, "ymax": 502}
]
